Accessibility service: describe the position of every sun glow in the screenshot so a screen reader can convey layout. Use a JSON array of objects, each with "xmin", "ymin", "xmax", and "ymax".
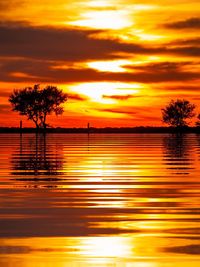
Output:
[
  {"xmin": 69, "ymin": 10, "xmax": 132, "ymax": 29},
  {"xmin": 80, "ymin": 237, "xmax": 132, "ymax": 258},
  {"xmin": 87, "ymin": 60, "xmax": 131, "ymax": 72},
  {"xmin": 134, "ymin": 30, "xmax": 164, "ymax": 41},
  {"xmin": 68, "ymin": 82, "xmax": 140, "ymax": 104},
  {"xmin": 132, "ymin": 4, "xmax": 156, "ymax": 11},
  {"xmin": 87, "ymin": 0, "xmax": 114, "ymax": 7}
]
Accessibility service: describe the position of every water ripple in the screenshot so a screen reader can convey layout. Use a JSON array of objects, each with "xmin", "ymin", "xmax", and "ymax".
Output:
[{"xmin": 0, "ymin": 133, "xmax": 200, "ymax": 266}]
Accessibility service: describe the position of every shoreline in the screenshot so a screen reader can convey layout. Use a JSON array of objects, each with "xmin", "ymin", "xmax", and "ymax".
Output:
[{"xmin": 0, "ymin": 127, "xmax": 200, "ymax": 134}]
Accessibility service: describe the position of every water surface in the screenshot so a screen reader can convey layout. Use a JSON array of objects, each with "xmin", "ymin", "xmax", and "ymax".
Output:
[{"xmin": 0, "ymin": 133, "xmax": 200, "ymax": 266}]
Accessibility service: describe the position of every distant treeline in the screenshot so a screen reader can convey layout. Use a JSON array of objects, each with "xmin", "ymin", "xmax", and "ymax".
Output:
[{"xmin": 1, "ymin": 126, "xmax": 200, "ymax": 134}]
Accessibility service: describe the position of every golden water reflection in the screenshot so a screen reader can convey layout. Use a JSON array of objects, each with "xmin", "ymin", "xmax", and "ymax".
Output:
[{"xmin": 0, "ymin": 133, "xmax": 200, "ymax": 266}]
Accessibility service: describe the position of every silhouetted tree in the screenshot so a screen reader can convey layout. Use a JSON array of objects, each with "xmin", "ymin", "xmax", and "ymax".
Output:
[
  {"xmin": 9, "ymin": 84, "xmax": 67, "ymax": 129},
  {"xmin": 196, "ymin": 114, "xmax": 200, "ymax": 127},
  {"xmin": 162, "ymin": 99, "xmax": 195, "ymax": 128}
]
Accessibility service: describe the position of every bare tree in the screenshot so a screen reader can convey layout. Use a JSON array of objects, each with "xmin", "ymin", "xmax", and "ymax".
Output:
[
  {"xmin": 162, "ymin": 99, "xmax": 195, "ymax": 127},
  {"xmin": 9, "ymin": 84, "xmax": 67, "ymax": 129}
]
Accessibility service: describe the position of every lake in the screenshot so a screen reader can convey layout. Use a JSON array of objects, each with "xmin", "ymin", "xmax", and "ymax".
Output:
[{"xmin": 0, "ymin": 133, "xmax": 200, "ymax": 266}]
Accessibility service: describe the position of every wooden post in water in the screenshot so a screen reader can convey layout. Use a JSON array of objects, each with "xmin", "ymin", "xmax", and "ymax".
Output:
[
  {"xmin": 20, "ymin": 120, "xmax": 23, "ymax": 133},
  {"xmin": 20, "ymin": 120, "xmax": 23, "ymax": 157},
  {"xmin": 87, "ymin": 122, "xmax": 90, "ymax": 135}
]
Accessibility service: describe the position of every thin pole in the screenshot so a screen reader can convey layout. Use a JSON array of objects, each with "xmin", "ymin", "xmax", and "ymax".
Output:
[
  {"xmin": 20, "ymin": 120, "xmax": 22, "ymax": 132},
  {"xmin": 87, "ymin": 122, "xmax": 90, "ymax": 134}
]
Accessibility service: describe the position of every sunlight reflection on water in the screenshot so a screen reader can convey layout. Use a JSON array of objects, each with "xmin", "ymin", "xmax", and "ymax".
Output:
[{"xmin": 0, "ymin": 133, "xmax": 200, "ymax": 266}]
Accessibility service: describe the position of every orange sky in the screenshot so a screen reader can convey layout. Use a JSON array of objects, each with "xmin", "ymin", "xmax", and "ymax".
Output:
[{"xmin": 0, "ymin": 0, "xmax": 200, "ymax": 127}]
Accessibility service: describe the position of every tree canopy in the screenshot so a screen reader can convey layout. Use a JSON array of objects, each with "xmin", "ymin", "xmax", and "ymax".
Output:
[
  {"xmin": 196, "ymin": 114, "xmax": 200, "ymax": 127},
  {"xmin": 162, "ymin": 99, "xmax": 195, "ymax": 128},
  {"xmin": 9, "ymin": 84, "xmax": 67, "ymax": 129}
]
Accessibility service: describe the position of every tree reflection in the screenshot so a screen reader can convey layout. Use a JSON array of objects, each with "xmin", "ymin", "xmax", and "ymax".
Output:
[
  {"xmin": 11, "ymin": 133, "xmax": 63, "ymax": 178},
  {"xmin": 195, "ymin": 134, "xmax": 200, "ymax": 157},
  {"xmin": 163, "ymin": 133, "xmax": 192, "ymax": 173}
]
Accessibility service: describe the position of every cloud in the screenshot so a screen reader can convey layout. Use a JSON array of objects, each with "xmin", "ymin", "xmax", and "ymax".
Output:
[
  {"xmin": 165, "ymin": 17, "xmax": 200, "ymax": 29},
  {"xmin": 10, "ymin": 68, "xmax": 200, "ymax": 83},
  {"xmin": 68, "ymin": 93, "xmax": 88, "ymax": 101},
  {"xmin": 0, "ymin": 22, "xmax": 158, "ymax": 62},
  {"xmin": 0, "ymin": 58, "xmax": 199, "ymax": 84},
  {"xmin": 170, "ymin": 37, "xmax": 200, "ymax": 46},
  {"xmin": 116, "ymin": 61, "xmax": 200, "ymax": 83},
  {"xmin": 125, "ymin": 61, "xmax": 188, "ymax": 72},
  {"xmin": 164, "ymin": 38, "xmax": 200, "ymax": 57},
  {"xmin": 102, "ymin": 94, "xmax": 139, "ymax": 100},
  {"xmin": 0, "ymin": 22, "xmax": 200, "ymax": 84},
  {"xmin": 168, "ymin": 46, "xmax": 200, "ymax": 57},
  {"xmin": 94, "ymin": 106, "xmax": 161, "ymax": 122},
  {"xmin": 158, "ymin": 85, "xmax": 200, "ymax": 92},
  {"xmin": 95, "ymin": 107, "xmax": 137, "ymax": 116}
]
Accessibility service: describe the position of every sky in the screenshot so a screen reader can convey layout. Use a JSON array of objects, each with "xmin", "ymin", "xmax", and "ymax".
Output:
[{"xmin": 0, "ymin": 0, "xmax": 200, "ymax": 127}]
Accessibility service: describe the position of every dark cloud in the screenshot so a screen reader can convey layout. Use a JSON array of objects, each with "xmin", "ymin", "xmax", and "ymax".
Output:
[
  {"xmin": 158, "ymin": 85, "xmax": 200, "ymax": 92},
  {"xmin": 0, "ymin": 58, "xmax": 199, "ymax": 84},
  {"xmin": 164, "ymin": 244, "xmax": 200, "ymax": 255},
  {"xmin": 0, "ymin": 58, "xmax": 56, "ymax": 83},
  {"xmin": 119, "ymin": 61, "xmax": 200, "ymax": 83},
  {"xmin": 164, "ymin": 37, "xmax": 200, "ymax": 57},
  {"xmin": 165, "ymin": 17, "xmax": 200, "ymax": 29},
  {"xmin": 68, "ymin": 93, "xmax": 88, "ymax": 101},
  {"xmin": 125, "ymin": 61, "xmax": 189, "ymax": 72},
  {"xmin": 0, "ymin": 22, "xmax": 158, "ymax": 62},
  {"xmin": 95, "ymin": 107, "xmax": 137, "ymax": 116},
  {"xmin": 102, "ymin": 94, "xmax": 139, "ymax": 100},
  {"xmin": 95, "ymin": 107, "xmax": 161, "ymax": 122},
  {"xmin": 168, "ymin": 46, "xmax": 200, "ymax": 57},
  {"xmin": 170, "ymin": 37, "xmax": 200, "ymax": 46},
  {"xmin": 0, "ymin": 22, "xmax": 200, "ymax": 84}
]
